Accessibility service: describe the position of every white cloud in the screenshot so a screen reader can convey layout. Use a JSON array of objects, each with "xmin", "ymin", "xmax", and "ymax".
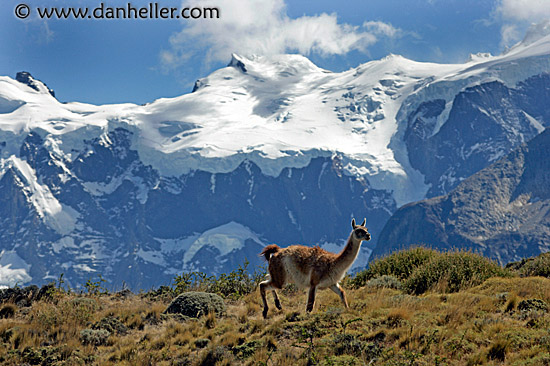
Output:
[
  {"xmin": 162, "ymin": 0, "xmax": 401, "ymax": 68},
  {"xmin": 495, "ymin": 0, "xmax": 550, "ymax": 45},
  {"xmin": 40, "ymin": 21, "xmax": 54, "ymax": 43},
  {"xmin": 496, "ymin": 0, "xmax": 550, "ymax": 22},
  {"xmin": 363, "ymin": 21, "xmax": 401, "ymax": 38},
  {"xmin": 500, "ymin": 23, "xmax": 521, "ymax": 45},
  {"xmin": 20, "ymin": 15, "xmax": 55, "ymax": 44}
]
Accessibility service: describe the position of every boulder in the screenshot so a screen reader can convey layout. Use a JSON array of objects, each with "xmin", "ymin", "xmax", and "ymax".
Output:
[{"xmin": 164, "ymin": 292, "xmax": 225, "ymax": 318}]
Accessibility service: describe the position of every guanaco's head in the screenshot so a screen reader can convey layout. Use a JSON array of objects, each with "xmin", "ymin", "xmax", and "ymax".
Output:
[{"xmin": 351, "ymin": 218, "xmax": 371, "ymax": 241}]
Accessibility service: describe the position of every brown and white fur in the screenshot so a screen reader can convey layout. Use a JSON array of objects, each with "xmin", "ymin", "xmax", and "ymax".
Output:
[{"xmin": 259, "ymin": 218, "xmax": 371, "ymax": 318}]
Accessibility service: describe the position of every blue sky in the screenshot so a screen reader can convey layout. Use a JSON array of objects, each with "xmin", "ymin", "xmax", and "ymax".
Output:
[{"xmin": 1, "ymin": 0, "xmax": 548, "ymax": 105}]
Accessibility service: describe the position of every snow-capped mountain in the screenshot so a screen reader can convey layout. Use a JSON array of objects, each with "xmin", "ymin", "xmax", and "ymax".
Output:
[{"xmin": 1, "ymin": 25, "xmax": 550, "ymax": 289}]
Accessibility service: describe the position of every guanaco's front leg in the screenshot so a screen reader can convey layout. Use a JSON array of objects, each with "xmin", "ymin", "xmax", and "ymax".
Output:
[{"xmin": 306, "ymin": 286, "xmax": 317, "ymax": 312}]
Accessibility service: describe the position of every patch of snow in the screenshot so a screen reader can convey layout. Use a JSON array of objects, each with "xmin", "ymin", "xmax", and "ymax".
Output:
[
  {"xmin": 137, "ymin": 249, "xmax": 166, "ymax": 266},
  {"xmin": 3, "ymin": 156, "xmax": 79, "ymax": 235},
  {"xmin": 51, "ymin": 236, "xmax": 78, "ymax": 254},
  {"xmin": 0, "ymin": 250, "xmax": 32, "ymax": 288},
  {"xmin": 0, "ymin": 96, "xmax": 24, "ymax": 114},
  {"xmin": 83, "ymin": 179, "xmax": 123, "ymax": 196},
  {"xmin": 72, "ymin": 264, "xmax": 95, "ymax": 273},
  {"xmin": 183, "ymin": 222, "xmax": 264, "ymax": 265},
  {"xmin": 288, "ymin": 210, "xmax": 297, "ymax": 226},
  {"xmin": 75, "ymin": 238, "xmax": 108, "ymax": 261},
  {"xmin": 132, "ymin": 176, "xmax": 149, "ymax": 204},
  {"xmin": 82, "ymin": 161, "xmax": 149, "ymax": 203},
  {"xmin": 157, "ymin": 234, "xmax": 200, "ymax": 254},
  {"xmin": 523, "ymin": 111, "xmax": 546, "ymax": 134},
  {"xmin": 510, "ymin": 21, "xmax": 550, "ymax": 50}
]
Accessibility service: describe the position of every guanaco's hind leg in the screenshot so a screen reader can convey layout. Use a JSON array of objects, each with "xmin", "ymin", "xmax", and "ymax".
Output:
[
  {"xmin": 260, "ymin": 277, "xmax": 282, "ymax": 318},
  {"xmin": 272, "ymin": 290, "xmax": 282, "ymax": 310},
  {"xmin": 330, "ymin": 283, "xmax": 349, "ymax": 308},
  {"xmin": 259, "ymin": 280, "xmax": 272, "ymax": 318}
]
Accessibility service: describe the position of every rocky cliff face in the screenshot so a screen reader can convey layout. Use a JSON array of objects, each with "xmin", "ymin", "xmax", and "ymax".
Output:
[
  {"xmin": 1, "ymin": 128, "xmax": 388, "ymax": 289},
  {"xmin": 405, "ymin": 74, "xmax": 550, "ymax": 197},
  {"xmin": 373, "ymin": 128, "xmax": 550, "ymax": 264},
  {"xmin": 15, "ymin": 72, "xmax": 55, "ymax": 98}
]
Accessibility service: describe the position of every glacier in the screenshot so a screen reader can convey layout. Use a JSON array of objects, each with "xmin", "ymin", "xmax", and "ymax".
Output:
[{"xmin": 2, "ymin": 34, "xmax": 549, "ymax": 204}]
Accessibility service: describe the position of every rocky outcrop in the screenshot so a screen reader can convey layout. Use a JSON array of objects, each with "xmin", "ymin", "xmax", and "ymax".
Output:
[{"xmin": 373, "ymin": 128, "xmax": 550, "ymax": 264}]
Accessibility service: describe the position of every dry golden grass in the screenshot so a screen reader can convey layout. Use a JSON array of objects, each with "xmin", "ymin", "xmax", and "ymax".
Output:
[
  {"xmin": 469, "ymin": 276, "xmax": 550, "ymax": 300},
  {"xmin": 2, "ymin": 275, "xmax": 550, "ymax": 365}
]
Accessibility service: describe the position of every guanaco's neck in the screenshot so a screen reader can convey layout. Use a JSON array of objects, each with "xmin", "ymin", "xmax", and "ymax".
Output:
[{"xmin": 335, "ymin": 232, "xmax": 362, "ymax": 269}]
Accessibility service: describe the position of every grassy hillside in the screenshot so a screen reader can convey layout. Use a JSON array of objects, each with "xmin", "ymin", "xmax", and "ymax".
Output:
[{"xmin": 2, "ymin": 249, "xmax": 550, "ymax": 365}]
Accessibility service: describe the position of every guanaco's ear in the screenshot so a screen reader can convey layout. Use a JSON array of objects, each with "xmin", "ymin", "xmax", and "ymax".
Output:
[
  {"xmin": 361, "ymin": 218, "xmax": 366, "ymax": 227},
  {"xmin": 351, "ymin": 218, "xmax": 356, "ymax": 229}
]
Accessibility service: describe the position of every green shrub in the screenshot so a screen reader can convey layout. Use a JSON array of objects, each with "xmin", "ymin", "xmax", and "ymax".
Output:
[
  {"xmin": 331, "ymin": 333, "xmax": 364, "ymax": 357},
  {"xmin": 0, "ymin": 304, "xmax": 16, "ymax": 319},
  {"xmin": 21, "ymin": 347, "xmax": 43, "ymax": 364},
  {"xmin": 84, "ymin": 274, "xmax": 108, "ymax": 295},
  {"xmin": 350, "ymin": 247, "xmax": 438, "ymax": 288},
  {"xmin": 517, "ymin": 298, "xmax": 548, "ymax": 312},
  {"xmin": 233, "ymin": 340, "xmax": 261, "ymax": 359},
  {"xmin": 172, "ymin": 271, "xmax": 212, "ymax": 295},
  {"xmin": 404, "ymin": 250, "xmax": 510, "ymax": 295},
  {"xmin": 200, "ymin": 346, "xmax": 230, "ymax": 366},
  {"xmin": 92, "ymin": 316, "xmax": 128, "ymax": 335},
  {"xmin": 206, "ymin": 260, "xmax": 265, "ymax": 300},
  {"xmin": 195, "ymin": 338, "xmax": 210, "ymax": 348},
  {"xmin": 172, "ymin": 260, "xmax": 265, "ymax": 300},
  {"xmin": 508, "ymin": 253, "xmax": 550, "ymax": 278}
]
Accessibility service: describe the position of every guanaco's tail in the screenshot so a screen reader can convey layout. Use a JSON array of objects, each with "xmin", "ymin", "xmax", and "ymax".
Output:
[{"xmin": 260, "ymin": 244, "xmax": 280, "ymax": 262}]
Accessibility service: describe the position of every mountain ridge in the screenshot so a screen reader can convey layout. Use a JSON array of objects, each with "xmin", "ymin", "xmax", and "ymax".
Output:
[{"xmin": 1, "ymin": 30, "xmax": 550, "ymax": 289}]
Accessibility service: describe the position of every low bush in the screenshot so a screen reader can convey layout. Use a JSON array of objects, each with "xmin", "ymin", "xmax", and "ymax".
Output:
[
  {"xmin": 0, "ymin": 284, "xmax": 54, "ymax": 307},
  {"xmin": 0, "ymin": 304, "xmax": 16, "ymax": 319},
  {"xmin": 171, "ymin": 260, "xmax": 265, "ymax": 300},
  {"xmin": 350, "ymin": 247, "xmax": 438, "ymax": 288},
  {"xmin": 517, "ymin": 298, "xmax": 548, "ymax": 312},
  {"xmin": 80, "ymin": 328, "xmax": 111, "ymax": 346},
  {"xmin": 195, "ymin": 338, "xmax": 210, "ymax": 349},
  {"xmin": 200, "ymin": 346, "xmax": 231, "ymax": 366},
  {"xmin": 507, "ymin": 252, "xmax": 550, "ymax": 278},
  {"xmin": 404, "ymin": 250, "xmax": 510, "ymax": 295},
  {"xmin": 330, "ymin": 333, "xmax": 365, "ymax": 357},
  {"xmin": 92, "ymin": 316, "xmax": 128, "ymax": 335},
  {"xmin": 232, "ymin": 340, "xmax": 261, "ymax": 359},
  {"xmin": 364, "ymin": 275, "xmax": 403, "ymax": 291},
  {"xmin": 206, "ymin": 261, "xmax": 265, "ymax": 300}
]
